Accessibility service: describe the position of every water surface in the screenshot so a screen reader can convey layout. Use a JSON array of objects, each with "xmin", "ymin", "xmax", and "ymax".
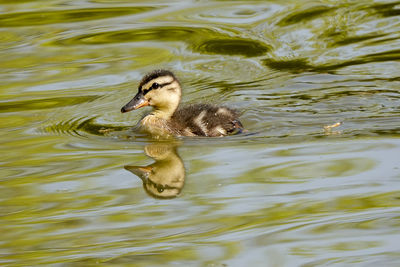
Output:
[{"xmin": 1, "ymin": 0, "xmax": 400, "ymax": 266}]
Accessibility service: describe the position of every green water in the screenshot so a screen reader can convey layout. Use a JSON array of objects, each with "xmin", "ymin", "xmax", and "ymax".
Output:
[{"xmin": 1, "ymin": 0, "xmax": 400, "ymax": 265}]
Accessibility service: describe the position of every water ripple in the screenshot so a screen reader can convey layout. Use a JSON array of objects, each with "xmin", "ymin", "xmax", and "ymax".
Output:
[{"xmin": 43, "ymin": 116, "xmax": 129, "ymax": 138}]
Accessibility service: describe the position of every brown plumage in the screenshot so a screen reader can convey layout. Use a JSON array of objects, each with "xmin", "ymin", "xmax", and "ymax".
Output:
[{"xmin": 121, "ymin": 69, "xmax": 243, "ymax": 137}]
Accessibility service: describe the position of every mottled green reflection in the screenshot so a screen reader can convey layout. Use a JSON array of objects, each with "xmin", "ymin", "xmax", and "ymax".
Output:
[
  {"xmin": 0, "ymin": 95, "xmax": 99, "ymax": 113},
  {"xmin": 197, "ymin": 39, "xmax": 270, "ymax": 57},
  {"xmin": 278, "ymin": 6, "xmax": 335, "ymax": 26},
  {"xmin": 0, "ymin": 7, "xmax": 156, "ymax": 27},
  {"xmin": 52, "ymin": 26, "xmax": 218, "ymax": 45},
  {"xmin": 264, "ymin": 48, "xmax": 400, "ymax": 72},
  {"xmin": 51, "ymin": 26, "xmax": 270, "ymax": 57}
]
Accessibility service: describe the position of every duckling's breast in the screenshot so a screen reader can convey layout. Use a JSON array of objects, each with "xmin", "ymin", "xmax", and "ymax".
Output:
[{"xmin": 140, "ymin": 115, "xmax": 174, "ymax": 137}]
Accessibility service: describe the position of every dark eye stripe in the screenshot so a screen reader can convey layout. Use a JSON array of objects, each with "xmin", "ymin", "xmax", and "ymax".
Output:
[{"xmin": 142, "ymin": 80, "xmax": 174, "ymax": 95}]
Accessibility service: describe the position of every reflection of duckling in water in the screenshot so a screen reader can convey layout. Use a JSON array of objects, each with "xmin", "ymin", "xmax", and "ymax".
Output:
[
  {"xmin": 121, "ymin": 69, "xmax": 243, "ymax": 137},
  {"xmin": 124, "ymin": 144, "xmax": 185, "ymax": 199}
]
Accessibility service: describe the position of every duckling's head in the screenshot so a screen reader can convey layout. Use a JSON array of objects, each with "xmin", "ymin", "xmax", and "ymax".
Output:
[{"xmin": 121, "ymin": 70, "xmax": 182, "ymax": 119}]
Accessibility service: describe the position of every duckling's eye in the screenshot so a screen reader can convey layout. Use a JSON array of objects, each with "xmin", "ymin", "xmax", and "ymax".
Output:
[
  {"xmin": 156, "ymin": 185, "xmax": 164, "ymax": 193},
  {"xmin": 152, "ymin": 82, "xmax": 160, "ymax": 89}
]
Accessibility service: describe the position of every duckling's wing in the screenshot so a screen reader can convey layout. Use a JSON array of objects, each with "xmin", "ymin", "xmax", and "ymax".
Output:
[{"xmin": 171, "ymin": 104, "xmax": 243, "ymax": 137}]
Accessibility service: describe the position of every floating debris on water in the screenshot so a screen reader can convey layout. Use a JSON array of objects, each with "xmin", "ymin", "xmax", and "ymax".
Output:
[
  {"xmin": 324, "ymin": 122, "xmax": 342, "ymax": 130},
  {"xmin": 323, "ymin": 121, "xmax": 343, "ymax": 135}
]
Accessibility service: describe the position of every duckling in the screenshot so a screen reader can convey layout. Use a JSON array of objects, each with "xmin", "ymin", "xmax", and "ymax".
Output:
[{"xmin": 121, "ymin": 69, "xmax": 243, "ymax": 137}]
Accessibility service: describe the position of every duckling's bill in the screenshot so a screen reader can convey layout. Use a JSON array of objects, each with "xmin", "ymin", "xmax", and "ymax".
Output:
[
  {"xmin": 121, "ymin": 91, "xmax": 149, "ymax": 113},
  {"xmin": 124, "ymin": 165, "xmax": 152, "ymax": 180}
]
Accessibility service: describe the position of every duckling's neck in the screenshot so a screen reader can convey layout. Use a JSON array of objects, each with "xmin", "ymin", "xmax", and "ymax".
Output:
[{"xmin": 151, "ymin": 102, "xmax": 179, "ymax": 120}]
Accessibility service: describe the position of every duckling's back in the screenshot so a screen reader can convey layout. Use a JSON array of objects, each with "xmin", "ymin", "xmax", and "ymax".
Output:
[{"xmin": 170, "ymin": 104, "xmax": 243, "ymax": 137}]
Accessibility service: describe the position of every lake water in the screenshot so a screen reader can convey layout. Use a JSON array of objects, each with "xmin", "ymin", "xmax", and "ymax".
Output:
[{"xmin": 1, "ymin": 0, "xmax": 400, "ymax": 266}]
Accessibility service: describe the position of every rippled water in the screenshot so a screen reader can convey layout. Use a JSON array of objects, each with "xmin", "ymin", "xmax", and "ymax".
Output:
[{"xmin": 1, "ymin": 0, "xmax": 400, "ymax": 265}]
